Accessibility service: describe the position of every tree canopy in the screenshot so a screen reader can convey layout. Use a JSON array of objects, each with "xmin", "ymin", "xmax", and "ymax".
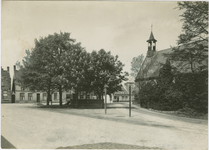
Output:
[
  {"xmin": 167, "ymin": 2, "xmax": 208, "ymax": 73},
  {"xmin": 177, "ymin": 1, "xmax": 208, "ymax": 44},
  {"xmin": 18, "ymin": 32, "xmax": 128, "ymax": 105},
  {"xmin": 130, "ymin": 54, "xmax": 144, "ymax": 78}
]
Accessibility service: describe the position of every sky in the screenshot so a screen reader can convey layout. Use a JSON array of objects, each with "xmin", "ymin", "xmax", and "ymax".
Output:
[{"xmin": 1, "ymin": 1, "xmax": 184, "ymax": 78}]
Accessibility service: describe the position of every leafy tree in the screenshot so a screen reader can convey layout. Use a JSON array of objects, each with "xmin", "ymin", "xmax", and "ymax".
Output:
[
  {"xmin": 168, "ymin": 2, "xmax": 208, "ymax": 73},
  {"xmin": 177, "ymin": 2, "xmax": 208, "ymax": 44},
  {"xmin": 156, "ymin": 60, "xmax": 173, "ymax": 91},
  {"xmin": 15, "ymin": 49, "xmax": 31, "ymax": 70},
  {"xmin": 18, "ymin": 32, "xmax": 128, "ymax": 107},
  {"xmin": 19, "ymin": 32, "xmax": 81, "ymax": 106},
  {"xmin": 86, "ymin": 49, "xmax": 128, "ymax": 98},
  {"xmin": 130, "ymin": 54, "xmax": 144, "ymax": 78},
  {"xmin": 174, "ymin": 70, "xmax": 208, "ymax": 113}
]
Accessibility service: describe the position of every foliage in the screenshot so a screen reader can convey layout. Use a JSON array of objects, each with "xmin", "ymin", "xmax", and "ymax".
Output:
[
  {"xmin": 136, "ymin": 61, "xmax": 208, "ymax": 113},
  {"xmin": 167, "ymin": 2, "xmax": 208, "ymax": 73},
  {"xmin": 18, "ymin": 32, "xmax": 79, "ymax": 105},
  {"xmin": 138, "ymin": 82, "xmax": 159, "ymax": 110},
  {"xmin": 176, "ymin": 1, "xmax": 208, "ymax": 44},
  {"xmin": 136, "ymin": 2, "xmax": 208, "ymax": 114},
  {"xmin": 78, "ymin": 49, "xmax": 128, "ymax": 98},
  {"xmin": 130, "ymin": 54, "xmax": 144, "ymax": 78},
  {"xmin": 174, "ymin": 70, "xmax": 208, "ymax": 113},
  {"xmin": 15, "ymin": 49, "xmax": 31, "ymax": 70},
  {"xmin": 18, "ymin": 32, "xmax": 128, "ymax": 105}
]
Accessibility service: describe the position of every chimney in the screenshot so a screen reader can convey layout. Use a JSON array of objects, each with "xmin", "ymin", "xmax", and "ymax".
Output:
[
  {"xmin": 14, "ymin": 65, "xmax": 16, "ymax": 71},
  {"xmin": 7, "ymin": 67, "xmax": 9, "ymax": 72}
]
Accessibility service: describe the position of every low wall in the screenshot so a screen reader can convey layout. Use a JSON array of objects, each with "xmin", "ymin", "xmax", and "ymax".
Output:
[{"xmin": 71, "ymin": 99, "xmax": 104, "ymax": 108}]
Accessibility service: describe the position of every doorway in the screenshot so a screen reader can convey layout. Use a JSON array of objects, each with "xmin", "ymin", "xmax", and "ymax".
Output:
[
  {"xmin": 37, "ymin": 94, "xmax": 40, "ymax": 102},
  {"xmin": 12, "ymin": 95, "xmax": 15, "ymax": 103}
]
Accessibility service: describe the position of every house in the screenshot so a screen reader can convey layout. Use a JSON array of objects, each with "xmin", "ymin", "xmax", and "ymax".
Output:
[
  {"xmin": 135, "ymin": 30, "xmax": 208, "ymax": 89},
  {"xmin": 12, "ymin": 65, "xmax": 74, "ymax": 103},
  {"xmin": 11, "ymin": 65, "xmax": 105, "ymax": 107},
  {"xmin": 1, "ymin": 67, "xmax": 12, "ymax": 103},
  {"xmin": 113, "ymin": 82, "xmax": 135, "ymax": 102}
]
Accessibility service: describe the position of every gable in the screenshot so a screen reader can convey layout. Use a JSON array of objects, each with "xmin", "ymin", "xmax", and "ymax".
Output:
[{"xmin": 136, "ymin": 48, "xmax": 172, "ymax": 81}]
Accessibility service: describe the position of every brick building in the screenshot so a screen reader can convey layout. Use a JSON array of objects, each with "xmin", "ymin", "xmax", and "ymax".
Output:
[{"xmin": 1, "ymin": 67, "xmax": 12, "ymax": 103}]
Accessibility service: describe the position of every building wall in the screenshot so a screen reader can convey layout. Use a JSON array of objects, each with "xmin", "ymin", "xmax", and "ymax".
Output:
[
  {"xmin": 1, "ymin": 89, "xmax": 12, "ymax": 103},
  {"xmin": 1, "ymin": 67, "xmax": 12, "ymax": 103},
  {"xmin": 14, "ymin": 83, "xmax": 105, "ymax": 104},
  {"xmin": 14, "ymin": 83, "xmax": 75, "ymax": 103},
  {"xmin": 113, "ymin": 94, "xmax": 134, "ymax": 102}
]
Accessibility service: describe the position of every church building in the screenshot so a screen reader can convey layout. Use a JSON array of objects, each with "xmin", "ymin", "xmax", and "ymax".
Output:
[
  {"xmin": 135, "ymin": 30, "xmax": 208, "ymax": 90},
  {"xmin": 135, "ymin": 30, "xmax": 173, "ymax": 89}
]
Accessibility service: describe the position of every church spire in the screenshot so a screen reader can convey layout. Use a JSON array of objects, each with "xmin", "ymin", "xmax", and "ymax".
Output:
[
  {"xmin": 146, "ymin": 25, "xmax": 157, "ymax": 57},
  {"xmin": 147, "ymin": 25, "xmax": 157, "ymax": 51}
]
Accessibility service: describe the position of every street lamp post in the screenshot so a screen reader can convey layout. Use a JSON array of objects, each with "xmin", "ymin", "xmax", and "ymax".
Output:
[
  {"xmin": 104, "ymin": 84, "xmax": 108, "ymax": 114},
  {"xmin": 129, "ymin": 85, "xmax": 132, "ymax": 117},
  {"xmin": 126, "ymin": 82, "xmax": 134, "ymax": 117}
]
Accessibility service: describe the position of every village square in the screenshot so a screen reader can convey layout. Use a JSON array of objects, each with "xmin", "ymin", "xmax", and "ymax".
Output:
[{"xmin": 1, "ymin": 1, "xmax": 208, "ymax": 149}]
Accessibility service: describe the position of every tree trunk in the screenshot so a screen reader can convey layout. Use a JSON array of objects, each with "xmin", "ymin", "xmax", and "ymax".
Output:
[
  {"xmin": 59, "ymin": 85, "xmax": 62, "ymax": 106},
  {"xmin": 46, "ymin": 82, "xmax": 51, "ymax": 105},
  {"xmin": 47, "ymin": 90, "xmax": 50, "ymax": 106}
]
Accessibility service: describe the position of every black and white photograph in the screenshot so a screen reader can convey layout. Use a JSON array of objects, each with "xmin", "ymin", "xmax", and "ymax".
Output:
[{"xmin": 1, "ymin": 1, "xmax": 208, "ymax": 149}]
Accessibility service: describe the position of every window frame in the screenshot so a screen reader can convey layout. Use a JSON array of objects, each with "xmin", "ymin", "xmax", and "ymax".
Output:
[
  {"xmin": 28, "ymin": 93, "xmax": 33, "ymax": 101},
  {"xmin": 20, "ymin": 93, "xmax": 25, "ymax": 101},
  {"xmin": 54, "ymin": 93, "xmax": 57, "ymax": 100},
  {"xmin": 43, "ymin": 93, "xmax": 47, "ymax": 101}
]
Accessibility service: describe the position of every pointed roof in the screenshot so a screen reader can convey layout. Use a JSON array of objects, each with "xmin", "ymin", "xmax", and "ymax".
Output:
[{"xmin": 147, "ymin": 31, "xmax": 157, "ymax": 43}]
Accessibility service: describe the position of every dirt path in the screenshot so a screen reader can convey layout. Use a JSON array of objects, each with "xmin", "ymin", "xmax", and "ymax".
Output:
[{"xmin": 1, "ymin": 104, "xmax": 208, "ymax": 149}]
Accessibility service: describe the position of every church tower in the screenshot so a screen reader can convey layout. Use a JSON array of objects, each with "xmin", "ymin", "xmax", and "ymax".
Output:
[{"xmin": 146, "ymin": 27, "xmax": 157, "ymax": 57}]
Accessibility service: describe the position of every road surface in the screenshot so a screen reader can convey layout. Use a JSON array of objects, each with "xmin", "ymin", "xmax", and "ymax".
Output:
[{"xmin": 1, "ymin": 103, "xmax": 208, "ymax": 149}]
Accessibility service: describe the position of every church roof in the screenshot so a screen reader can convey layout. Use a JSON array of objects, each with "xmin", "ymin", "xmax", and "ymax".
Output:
[
  {"xmin": 135, "ymin": 47, "xmax": 172, "ymax": 81},
  {"xmin": 135, "ymin": 41, "xmax": 208, "ymax": 81},
  {"xmin": 147, "ymin": 31, "xmax": 157, "ymax": 42}
]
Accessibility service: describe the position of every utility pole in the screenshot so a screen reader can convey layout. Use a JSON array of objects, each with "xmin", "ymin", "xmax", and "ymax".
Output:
[
  {"xmin": 104, "ymin": 84, "xmax": 108, "ymax": 114},
  {"xmin": 126, "ymin": 82, "xmax": 134, "ymax": 117},
  {"xmin": 129, "ymin": 85, "xmax": 131, "ymax": 117}
]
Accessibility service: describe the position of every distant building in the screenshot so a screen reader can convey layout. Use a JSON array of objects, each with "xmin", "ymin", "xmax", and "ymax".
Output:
[
  {"xmin": 11, "ymin": 65, "xmax": 74, "ymax": 103},
  {"xmin": 113, "ymin": 82, "xmax": 135, "ymax": 102},
  {"xmin": 1, "ymin": 67, "xmax": 12, "ymax": 103},
  {"xmin": 12, "ymin": 65, "xmax": 46, "ymax": 103},
  {"xmin": 11, "ymin": 65, "xmax": 104, "ymax": 107}
]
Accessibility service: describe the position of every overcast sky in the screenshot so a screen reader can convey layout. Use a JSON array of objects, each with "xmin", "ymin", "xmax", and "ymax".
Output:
[{"xmin": 1, "ymin": 1, "xmax": 183, "ymax": 78}]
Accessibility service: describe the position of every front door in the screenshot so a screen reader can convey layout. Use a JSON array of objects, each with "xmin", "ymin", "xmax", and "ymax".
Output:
[
  {"xmin": 12, "ymin": 95, "xmax": 15, "ymax": 103},
  {"xmin": 37, "ymin": 94, "xmax": 40, "ymax": 102},
  {"xmin": 117, "ymin": 97, "xmax": 119, "ymax": 102}
]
